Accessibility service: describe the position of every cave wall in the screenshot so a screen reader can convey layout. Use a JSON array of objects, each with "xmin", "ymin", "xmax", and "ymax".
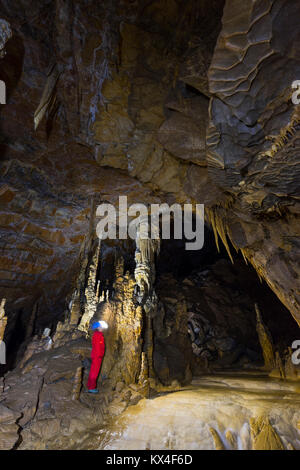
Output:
[
  {"xmin": 205, "ymin": 0, "xmax": 300, "ymax": 324},
  {"xmin": 0, "ymin": 0, "xmax": 299, "ymax": 345}
]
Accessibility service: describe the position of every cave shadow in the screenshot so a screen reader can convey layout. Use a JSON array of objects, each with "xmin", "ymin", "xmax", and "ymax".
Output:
[
  {"xmin": 0, "ymin": 33, "xmax": 25, "ymax": 161},
  {"xmin": 154, "ymin": 224, "xmax": 298, "ymax": 379},
  {"xmin": 0, "ymin": 307, "xmax": 27, "ymax": 377}
]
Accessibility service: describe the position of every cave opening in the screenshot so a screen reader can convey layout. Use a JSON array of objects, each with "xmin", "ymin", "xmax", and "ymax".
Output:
[{"xmin": 152, "ymin": 225, "xmax": 297, "ymax": 383}]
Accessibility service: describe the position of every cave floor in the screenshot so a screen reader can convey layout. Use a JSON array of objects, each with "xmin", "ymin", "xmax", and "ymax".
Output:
[{"xmin": 96, "ymin": 373, "xmax": 300, "ymax": 450}]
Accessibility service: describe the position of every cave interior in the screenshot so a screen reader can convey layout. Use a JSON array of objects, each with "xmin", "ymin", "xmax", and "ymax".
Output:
[{"xmin": 0, "ymin": 0, "xmax": 299, "ymax": 451}]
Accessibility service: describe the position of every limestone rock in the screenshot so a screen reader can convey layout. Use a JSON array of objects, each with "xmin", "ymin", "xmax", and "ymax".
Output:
[
  {"xmin": 129, "ymin": 392, "xmax": 143, "ymax": 407},
  {"xmin": 115, "ymin": 381, "xmax": 125, "ymax": 394},
  {"xmin": 0, "ymin": 19, "xmax": 12, "ymax": 58},
  {"xmin": 249, "ymin": 417, "xmax": 284, "ymax": 450},
  {"xmin": 206, "ymin": 0, "xmax": 300, "ymax": 323},
  {"xmin": 0, "ymin": 404, "xmax": 21, "ymax": 450},
  {"xmin": 209, "ymin": 427, "xmax": 225, "ymax": 450},
  {"xmin": 225, "ymin": 430, "xmax": 237, "ymax": 450},
  {"xmin": 255, "ymin": 303, "xmax": 276, "ymax": 371}
]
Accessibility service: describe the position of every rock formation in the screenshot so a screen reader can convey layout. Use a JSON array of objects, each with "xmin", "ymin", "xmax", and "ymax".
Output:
[
  {"xmin": 0, "ymin": 0, "xmax": 299, "ymax": 451},
  {"xmin": 0, "ymin": 0, "xmax": 299, "ymax": 331},
  {"xmin": 206, "ymin": 0, "xmax": 300, "ymax": 324},
  {"xmin": 0, "ymin": 18, "xmax": 11, "ymax": 58},
  {"xmin": 255, "ymin": 303, "xmax": 276, "ymax": 370},
  {"xmin": 249, "ymin": 416, "xmax": 284, "ymax": 451},
  {"xmin": 0, "ymin": 299, "xmax": 7, "ymax": 342}
]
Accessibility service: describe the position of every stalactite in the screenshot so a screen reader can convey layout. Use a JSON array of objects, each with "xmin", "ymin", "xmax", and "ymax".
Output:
[
  {"xmin": 247, "ymin": 255, "xmax": 264, "ymax": 283},
  {"xmin": 207, "ymin": 206, "xmax": 268, "ymax": 286},
  {"xmin": 139, "ymin": 238, "xmax": 160, "ymax": 265},
  {"xmin": 240, "ymin": 248, "xmax": 249, "ymax": 265},
  {"xmin": 255, "ymin": 303, "xmax": 276, "ymax": 370},
  {"xmin": 206, "ymin": 207, "xmax": 220, "ymax": 252},
  {"xmin": 214, "ymin": 211, "xmax": 234, "ymax": 264},
  {"xmin": 258, "ymin": 114, "xmax": 300, "ymax": 159},
  {"xmin": 206, "ymin": 207, "xmax": 233, "ymax": 263}
]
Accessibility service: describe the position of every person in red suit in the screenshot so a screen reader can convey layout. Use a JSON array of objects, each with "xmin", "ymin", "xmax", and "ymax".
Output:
[{"xmin": 87, "ymin": 320, "xmax": 108, "ymax": 394}]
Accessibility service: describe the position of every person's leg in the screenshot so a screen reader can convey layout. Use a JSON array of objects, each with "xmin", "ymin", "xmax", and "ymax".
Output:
[{"xmin": 87, "ymin": 357, "xmax": 102, "ymax": 390}]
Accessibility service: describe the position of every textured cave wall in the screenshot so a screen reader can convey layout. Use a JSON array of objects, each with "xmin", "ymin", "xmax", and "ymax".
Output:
[
  {"xmin": 0, "ymin": 1, "xmax": 163, "ymax": 348},
  {"xmin": 0, "ymin": 0, "xmax": 299, "ymax": 347},
  {"xmin": 205, "ymin": 0, "xmax": 300, "ymax": 324},
  {"xmin": 0, "ymin": 0, "xmax": 225, "ymax": 351}
]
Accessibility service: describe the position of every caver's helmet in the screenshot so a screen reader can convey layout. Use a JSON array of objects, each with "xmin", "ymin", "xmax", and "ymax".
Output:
[{"xmin": 91, "ymin": 320, "xmax": 108, "ymax": 330}]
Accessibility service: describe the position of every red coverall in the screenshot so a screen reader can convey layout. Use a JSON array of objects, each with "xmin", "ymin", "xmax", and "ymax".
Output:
[{"xmin": 87, "ymin": 331, "xmax": 105, "ymax": 390}]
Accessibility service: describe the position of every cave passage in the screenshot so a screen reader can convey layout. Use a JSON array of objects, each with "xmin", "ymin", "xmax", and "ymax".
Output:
[
  {"xmin": 0, "ymin": 0, "xmax": 300, "ymax": 451},
  {"xmin": 152, "ymin": 226, "xmax": 298, "ymax": 384}
]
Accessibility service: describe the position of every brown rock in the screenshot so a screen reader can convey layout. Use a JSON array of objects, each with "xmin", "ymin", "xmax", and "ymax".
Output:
[
  {"xmin": 115, "ymin": 381, "xmax": 125, "ymax": 394},
  {"xmin": 249, "ymin": 416, "xmax": 284, "ymax": 451}
]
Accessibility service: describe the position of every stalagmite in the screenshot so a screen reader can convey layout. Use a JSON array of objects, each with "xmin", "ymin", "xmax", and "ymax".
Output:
[
  {"xmin": 144, "ymin": 303, "xmax": 155, "ymax": 379},
  {"xmin": 209, "ymin": 427, "xmax": 225, "ymax": 450},
  {"xmin": 287, "ymin": 442, "xmax": 295, "ymax": 450},
  {"xmin": 275, "ymin": 351, "xmax": 285, "ymax": 380},
  {"xmin": 73, "ymin": 198, "xmax": 99, "ymax": 330},
  {"xmin": 69, "ymin": 291, "xmax": 81, "ymax": 327},
  {"xmin": 138, "ymin": 352, "xmax": 149, "ymax": 384},
  {"xmin": 134, "ymin": 218, "xmax": 160, "ymax": 381},
  {"xmin": 78, "ymin": 241, "xmax": 101, "ymax": 333},
  {"xmin": 25, "ymin": 301, "xmax": 38, "ymax": 342},
  {"xmin": 137, "ymin": 352, "xmax": 150, "ymax": 397},
  {"xmin": 284, "ymin": 347, "xmax": 299, "ymax": 380},
  {"xmin": 72, "ymin": 366, "xmax": 83, "ymax": 401},
  {"xmin": 0, "ymin": 298, "xmax": 7, "ymax": 342},
  {"xmin": 115, "ymin": 256, "xmax": 124, "ymax": 280},
  {"xmin": 34, "ymin": 63, "xmax": 60, "ymax": 130},
  {"xmin": 249, "ymin": 416, "xmax": 284, "ymax": 450},
  {"xmin": 255, "ymin": 303, "xmax": 276, "ymax": 370},
  {"xmin": 225, "ymin": 430, "xmax": 237, "ymax": 450},
  {"xmin": 134, "ymin": 218, "xmax": 160, "ymax": 301}
]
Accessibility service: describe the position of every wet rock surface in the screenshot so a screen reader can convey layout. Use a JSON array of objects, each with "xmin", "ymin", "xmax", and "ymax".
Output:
[
  {"xmin": 0, "ymin": 324, "xmax": 150, "ymax": 450},
  {"xmin": 98, "ymin": 373, "xmax": 300, "ymax": 450}
]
